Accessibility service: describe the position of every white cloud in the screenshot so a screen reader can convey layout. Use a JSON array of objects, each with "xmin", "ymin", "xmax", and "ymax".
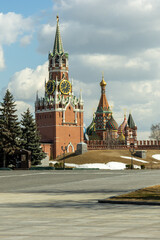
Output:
[
  {"xmin": 125, "ymin": 58, "xmax": 149, "ymax": 70},
  {"xmin": 0, "ymin": 12, "xmax": 33, "ymax": 45},
  {"xmin": 37, "ymin": 24, "xmax": 55, "ymax": 53},
  {"xmin": 80, "ymin": 54, "xmax": 150, "ymax": 71},
  {"xmin": 8, "ymin": 62, "xmax": 48, "ymax": 101},
  {"xmin": 16, "ymin": 101, "xmax": 34, "ymax": 120},
  {"xmin": 0, "ymin": 12, "xmax": 34, "ymax": 71},
  {"xmin": 20, "ymin": 35, "xmax": 32, "ymax": 46},
  {"xmin": 0, "ymin": 45, "xmax": 5, "ymax": 70},
  {"xmin": 129, "ymin": 0, "xmax": 153, "ymax": 11}
]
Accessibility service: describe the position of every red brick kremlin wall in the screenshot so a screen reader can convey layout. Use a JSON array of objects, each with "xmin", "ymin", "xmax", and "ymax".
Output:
[{"xmin": 86, "ymin": 140, "xmax": 160, "ymax": 150}]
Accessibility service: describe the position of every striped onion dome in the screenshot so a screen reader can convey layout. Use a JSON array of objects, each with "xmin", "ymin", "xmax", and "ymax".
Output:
[
  {"xmin": 118, "ymin": 115, "xmax": 127, "ymax": 135},
  {"xmin": 106, "ymin": 115, "xmax": 118, "ymax": 131},
  {"xmin": 86, "ymin": 115, "xmax": 96, "ymax": 135}
]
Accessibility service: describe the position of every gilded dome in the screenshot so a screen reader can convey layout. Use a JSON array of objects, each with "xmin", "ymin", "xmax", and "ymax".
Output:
[{"xmin": 100, "ymin": 78, "xmax": 107, "ymax": 87}]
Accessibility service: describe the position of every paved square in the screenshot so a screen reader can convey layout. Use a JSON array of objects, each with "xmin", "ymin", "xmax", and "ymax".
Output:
[{"xmin": 0, "ymin": 170, "xmax": 160, "ymax": 239}]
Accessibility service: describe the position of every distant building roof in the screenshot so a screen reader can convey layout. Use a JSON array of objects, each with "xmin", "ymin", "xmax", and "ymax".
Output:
[{"xmin": 128, "ymin": 113, "xmax": 136, "ymax": 129}]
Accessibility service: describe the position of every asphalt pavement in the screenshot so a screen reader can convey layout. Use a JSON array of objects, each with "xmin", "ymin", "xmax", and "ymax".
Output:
[{"xmin": 0, "ymin": 169, "xmax": 160, "ymax": 239}]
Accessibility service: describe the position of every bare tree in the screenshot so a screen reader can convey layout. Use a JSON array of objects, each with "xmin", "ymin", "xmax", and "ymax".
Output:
[{"xmin": 150, "ymin": 123, "xmax": 160, "ymax": 141}]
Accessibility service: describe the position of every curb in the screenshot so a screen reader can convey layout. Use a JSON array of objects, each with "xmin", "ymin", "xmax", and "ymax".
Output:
[
  {"xmin": 29, "ymin": 167, "xmax": 55, "ymax": 170},
  {"xmin": 0, "ymin": 167, "xmax": 12, "ymax": 171},
  {"xmin": 73, "ymin": 168, "xmax": 99, "ymax": 170},
  {"xmin": 98, "ymin": 199, "xmax": 160, "ymax": 206}
]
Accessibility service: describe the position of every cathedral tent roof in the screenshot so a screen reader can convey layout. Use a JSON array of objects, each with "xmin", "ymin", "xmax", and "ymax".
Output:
[
  {"xmin": 128, "ymin": 113, "xmax": 136, "ymax": 129},
  {"xmin": 53, "ymin": 16, "xmax": 64, "ymax": 56},
  {"xmin": 97, "ymin": 94, "xmax": 109, "ymax": 112},
  {"xmin": 97, "ymin": 76, "xmax": 109, "ymax": 112}
]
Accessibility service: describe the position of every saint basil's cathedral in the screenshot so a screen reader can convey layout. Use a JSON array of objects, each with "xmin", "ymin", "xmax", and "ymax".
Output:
[
  {"xmin": 86, "ymin": 75, "xmax": 137, "ymax": 147},
  {"xmin": 35, "ymin": 16, "xmax": 137, "ymax": 159}
]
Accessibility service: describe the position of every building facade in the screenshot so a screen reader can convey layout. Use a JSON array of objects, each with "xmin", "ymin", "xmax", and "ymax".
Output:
[
  {"xmin": 87, "ymin": 75, "xmax": 118, "ymax": 141},
  {"xmin": 35, "ymin": 16, "xmax": 83, "ymax": 159},
  {"xmin": 87, "ymin": 75, "xmax": 137, "ymax": 147}
]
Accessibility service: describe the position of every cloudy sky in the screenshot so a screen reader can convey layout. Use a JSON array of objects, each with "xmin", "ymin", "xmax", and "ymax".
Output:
[{"xmin": 0, "ymin": 0, "xmax": 160, "ymax": 139}]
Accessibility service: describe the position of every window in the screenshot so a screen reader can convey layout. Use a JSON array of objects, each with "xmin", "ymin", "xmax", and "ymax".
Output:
[
  {"xmin": 62, "ymin": 58, "xmax": 66, "ymax": 65},
  {"xmin": 55, "ymin": 56, "xmax": 59, "ymax": 64}
]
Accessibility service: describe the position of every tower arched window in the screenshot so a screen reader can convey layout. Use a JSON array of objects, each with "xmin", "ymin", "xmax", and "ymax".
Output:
[
  {"xmin": 62, "ymin": 57, "xmax": 66, "ymax": 66},
  {"xmin": 55, "ymin": 56, "xmax": 59, "ymax": 65}
]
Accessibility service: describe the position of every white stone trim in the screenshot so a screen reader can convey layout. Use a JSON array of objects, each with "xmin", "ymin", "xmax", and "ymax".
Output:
[
  {"xmin": 67, "ymin": 142, "xmax": 74, "ymax": 153},
  {"xmin": 62, "ymin": 110, "xmax": 65, "ymax": 123},
  {"xmin": 36, "ymin": 109, "xmax": 55, "ymax": 113},
  {"xmin": 75, "ymin": 111, "xmax": 77, "ymax": 124},
  {"xmin": 38, "ymin": 125, "xmax": 82, "ymax": 128},
  {"xmin": 49, "ymin": 69, "xmax": 68, "ymax": 73}
]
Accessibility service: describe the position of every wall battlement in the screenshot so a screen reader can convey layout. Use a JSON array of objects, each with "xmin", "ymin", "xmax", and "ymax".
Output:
[{"xmin": 85, "ymin": 140, "xmax": 160, "ymax": 150}]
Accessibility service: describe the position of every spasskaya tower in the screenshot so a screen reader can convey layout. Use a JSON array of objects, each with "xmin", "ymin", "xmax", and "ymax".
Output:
[{"xmin": 35, "ymin": 16, "xmax": 84, "ymax": 159}]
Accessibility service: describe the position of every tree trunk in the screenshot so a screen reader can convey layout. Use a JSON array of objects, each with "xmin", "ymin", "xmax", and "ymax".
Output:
[{"xmin": 3, "ymin": 152, "xmax": 6, "ymax": 168}]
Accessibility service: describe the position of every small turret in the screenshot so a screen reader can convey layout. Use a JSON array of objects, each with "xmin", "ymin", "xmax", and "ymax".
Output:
[{"xmin": 79, "ymin": 89, "xmax": 83, "ymax": 106}]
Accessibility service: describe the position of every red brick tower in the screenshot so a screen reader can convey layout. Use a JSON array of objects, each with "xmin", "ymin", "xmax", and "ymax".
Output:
[
  {"xmin": 35, "ymin": 16, "xmax": 84, "ymax": 159},
  {"xmin": 118, "ymin": 113, "xmax": 137, "ymax": 147},
  {"xmin": 125, "ymin": 113, "xmax": 137, "ymax": 147}
]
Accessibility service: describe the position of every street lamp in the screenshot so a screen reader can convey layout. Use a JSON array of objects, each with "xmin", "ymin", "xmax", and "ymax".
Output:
[{"xmin": 129, "ymin": 143, "xmax": 135, "ymax": 170}]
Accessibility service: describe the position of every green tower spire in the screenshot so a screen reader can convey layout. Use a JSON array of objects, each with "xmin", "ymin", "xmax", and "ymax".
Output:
[{"xmin": 53, "ymin": 16, "xmax": 64, "ymax": 55}]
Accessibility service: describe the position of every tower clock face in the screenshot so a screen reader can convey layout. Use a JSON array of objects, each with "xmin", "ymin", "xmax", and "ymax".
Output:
[
  {"xmin": 46, "ymin": 80, "xmax": 55, "ymax": 95},
  {"xmin": 59, "ymin": 80, "xmax": 71, "ymax": 95}
]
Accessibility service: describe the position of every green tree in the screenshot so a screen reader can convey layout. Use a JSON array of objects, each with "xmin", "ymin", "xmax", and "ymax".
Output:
[
  {"xmin": 21, "ymin": 108, "xmax": 46, "ymax": 165},
  {"xmin": 0, "ymin": 89, "xmax": 21, "ymax": 167}
]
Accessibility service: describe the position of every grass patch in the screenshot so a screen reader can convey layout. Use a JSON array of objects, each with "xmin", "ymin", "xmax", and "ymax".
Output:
[
  {"xmin": 111, "ymin": 185, "xmax": 160, "ymax": 202},
  {"xmin": 52, "ymin": 149, "xmax": 160, "ymax": 169}
]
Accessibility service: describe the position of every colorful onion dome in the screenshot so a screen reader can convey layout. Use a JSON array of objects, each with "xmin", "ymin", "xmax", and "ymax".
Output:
[
  {"xmin": 118, "ymin": 115, "xmax": 127, "ymax": 135},
  {"xmin": 118, "ymin": 131, "xmax": 125, "ymax": 142},
  {"xmin": 86, "ymin": 114, "xmax": 96, "ymax": 135},
  {"xmin": 106, "ymin": 115, "xmax": 118, "ymax": 131}
]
